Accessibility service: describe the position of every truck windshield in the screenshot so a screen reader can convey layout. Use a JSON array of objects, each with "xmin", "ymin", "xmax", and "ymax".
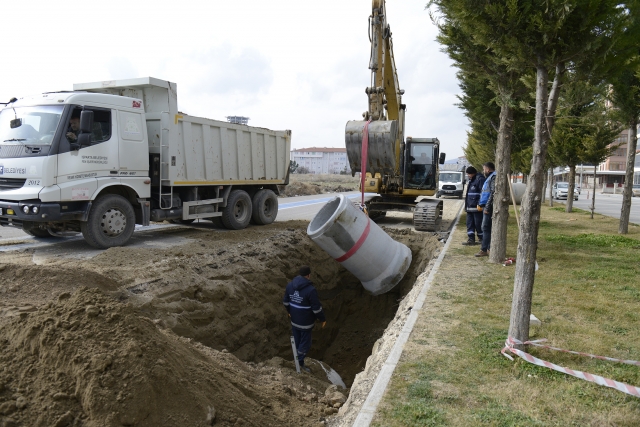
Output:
[
  {"xmin": 0, "ymin": 105, "xmax": 64, "ymax": 146},
  {"xmin": 440, "ymin": 173, "xmax": 461, "ymax": 182}
]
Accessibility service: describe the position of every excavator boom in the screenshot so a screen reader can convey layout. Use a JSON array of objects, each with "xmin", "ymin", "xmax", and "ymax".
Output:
[
  {"xmin": 344, "ymin": 0, "xmax": 445, "ymax": 232},
  {"xmin": 345, "ymin": 0, "xmax": 404, "ymax": 177}
]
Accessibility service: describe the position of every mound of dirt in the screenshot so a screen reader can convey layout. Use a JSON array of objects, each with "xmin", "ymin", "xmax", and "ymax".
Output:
[
  {"xmin": 0, "ymin": 287, "xmax": 337, "ymax": 427},
  {"xmin": 0, "ymin": 221, "xmax": 441, "ymax": 426},
  {"xmin": 278, "ymin": 182, "xmax": 324, "ymax": 197}
]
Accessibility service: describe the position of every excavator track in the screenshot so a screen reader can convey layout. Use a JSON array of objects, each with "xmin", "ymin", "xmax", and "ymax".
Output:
[{"xmin": 413, "ymin": 199, "xmax": 443, "ymax": 231}]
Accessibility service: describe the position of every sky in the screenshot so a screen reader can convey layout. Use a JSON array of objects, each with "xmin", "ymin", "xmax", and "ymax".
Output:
[{"xmin": 0, "ymin": 0, "xmax": 468, "ymax": 159}]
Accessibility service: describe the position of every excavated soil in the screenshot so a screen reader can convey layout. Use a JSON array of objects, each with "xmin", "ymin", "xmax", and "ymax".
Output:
[{"xmin": 0, "ymin": 221, "xmax": 440, "ymax": 426}]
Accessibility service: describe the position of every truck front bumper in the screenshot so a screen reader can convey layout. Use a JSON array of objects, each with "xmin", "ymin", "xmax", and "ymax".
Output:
[{"xmin": 0, "ymin": 200, "xmax": 91, "ymax": 227}]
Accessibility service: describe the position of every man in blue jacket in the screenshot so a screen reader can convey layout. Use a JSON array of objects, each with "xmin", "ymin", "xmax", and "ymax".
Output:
[
  {"xmin": 283, "ymin": 266, "xmax": 326, "ymax": 372},
  {"xmin": 476, "ymin": 162, "xmax": 496, "ymax": 257},
  {"xmin": 462, "ymin": 166, "xmax": 485, "ymax": 246}
]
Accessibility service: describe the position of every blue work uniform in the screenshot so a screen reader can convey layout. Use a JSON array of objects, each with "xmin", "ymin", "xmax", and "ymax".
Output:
[
  {"xmin": 283, "ymin": 275, "xmax": 326, "ymax": 367},
  {"xmin": 464, "ymin": 173, "xmax": 485, "ymax": 242}
]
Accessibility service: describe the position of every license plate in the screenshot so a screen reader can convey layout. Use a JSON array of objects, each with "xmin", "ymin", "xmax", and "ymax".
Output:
[{"xmin": 445, "ymin": 191, "xmax": 453, "ymax": 193}]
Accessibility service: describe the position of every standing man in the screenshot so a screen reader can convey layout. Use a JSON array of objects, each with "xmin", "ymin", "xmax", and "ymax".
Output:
[
  {"xmin": 476, "ymin": 162, "xmax": 496, "ymax": 257},
  {"xmin": 462, "ymin": 166, "xmax": 485, "ymax": 245},
  {"xmin": 283, "ymin": 266, "xmax": 326, "ymax": 373}
]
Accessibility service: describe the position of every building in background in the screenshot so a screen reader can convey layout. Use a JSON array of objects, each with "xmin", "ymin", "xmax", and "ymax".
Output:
[
  {"xmin": 440, "ymin": 156, "xmax": 469, "ymax": 171},
  {"xmin": 226, "ymin": 116, "xmax": 250, "ymax": 125},
  {"xmin": 290, "ymin": 147, "xmax": 350, "ymax": 174}
]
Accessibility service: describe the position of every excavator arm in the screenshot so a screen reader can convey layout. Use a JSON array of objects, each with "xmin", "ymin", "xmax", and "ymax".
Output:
[{"xmin": 346, "ymin": 0, "xmax": 405, "ymax": 177}]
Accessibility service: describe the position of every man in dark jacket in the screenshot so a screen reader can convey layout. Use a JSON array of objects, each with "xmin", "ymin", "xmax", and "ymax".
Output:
[
  {"xmin": 476, "ymin": 162, "xmax": 496, "ymax": 257},
  {"xmin": 462, "ymin": 166, "xmax": 485, "ymax": 246},
  {"xmin": 283, "ymin": 265, "xmax": 326, "ymax": 372}
]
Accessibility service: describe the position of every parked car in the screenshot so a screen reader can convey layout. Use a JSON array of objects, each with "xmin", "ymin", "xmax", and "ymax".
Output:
[
  {"xmin": 633, "ymin": 184, "xmax": 640, "ymax": 197},
  {"xmin": 552, "ymin": 182, "xmax": 579, "ymax": 201}
]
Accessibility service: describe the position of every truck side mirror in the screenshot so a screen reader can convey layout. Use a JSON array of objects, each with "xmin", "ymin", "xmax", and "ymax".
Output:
[
  {"xmin": 77, "ymin": 133, "xmax": 91, "ymax": 148},
  {"xmin": 80, "ymin": 110, "xmax": 94, "ymax": 134},
  {"xmin": 439, "ymin": 152, "xmax": 446, "ymax": 164},
  {"xmin": 10, "ymin": 118, "xmax": 22, "ymax": 129}
]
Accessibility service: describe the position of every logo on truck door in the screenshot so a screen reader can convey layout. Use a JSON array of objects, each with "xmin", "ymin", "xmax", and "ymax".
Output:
[
  {"xmin": 132, "ymin": 100, "xmax": 141, "ymax": 108},
  {"xmin": 71, "ymin": 188, "xmax": 91, "ymax": 200}
]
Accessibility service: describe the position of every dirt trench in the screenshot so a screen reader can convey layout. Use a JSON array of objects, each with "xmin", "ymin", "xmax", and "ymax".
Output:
[{"xmin": 0, "ymin": 221, "xmax": 440, "ymax": 425}]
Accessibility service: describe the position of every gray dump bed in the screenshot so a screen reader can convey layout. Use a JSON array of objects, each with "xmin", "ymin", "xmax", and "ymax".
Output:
[{"xmin": 74, "ymin": 77, "xmax": 291, "ymax": 186}]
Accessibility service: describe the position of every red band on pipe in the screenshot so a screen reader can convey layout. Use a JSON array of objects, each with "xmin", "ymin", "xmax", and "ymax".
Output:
[
  {"xmin": 334, "ymin": 219, "xmax": 371, "ymax": 263},
  {"xmin": 361, "ymin": 120, "xmax": 371, "ymax": 208}
]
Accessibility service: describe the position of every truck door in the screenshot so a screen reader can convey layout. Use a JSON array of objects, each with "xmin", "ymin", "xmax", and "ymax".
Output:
[
  {"xmin": 117, "ymin": 109, "xmax": 148, "ymax": 175},
  {"xmin": 56, "ymin": 106, "xmax": 119, "ymax": 201}
]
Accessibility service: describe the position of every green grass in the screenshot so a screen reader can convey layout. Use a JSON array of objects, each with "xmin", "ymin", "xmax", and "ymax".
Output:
[{"xmin": 373, "ymin": 205, "xmax": 640, "ymax": 426}]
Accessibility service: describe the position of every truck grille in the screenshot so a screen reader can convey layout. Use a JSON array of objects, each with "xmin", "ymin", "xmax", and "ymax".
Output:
[
  {"xmin": 443, "ymin": 185, "xmax": 456, "ymax": 190},
  {"xmin": 0, "ymin": 145, "xmax": 27, "ymax": 158},
  {"xmin": 0, "ymin": 178, "xmax": 26, "ymax": 191}
]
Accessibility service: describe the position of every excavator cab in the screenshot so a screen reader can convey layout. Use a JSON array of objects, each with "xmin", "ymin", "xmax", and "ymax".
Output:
[{"xmin": 404, "ymin": 138, "xmax": 441, "ymax": 190}]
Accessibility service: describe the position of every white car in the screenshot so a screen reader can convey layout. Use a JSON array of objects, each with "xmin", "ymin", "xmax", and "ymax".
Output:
[
  {"xmin": 632, "ymin": 184, "xmax": 640, "ymax": 197},
  {"xmin": 552, "ymin": 182, "xmax": 579, "ymax": 201}
]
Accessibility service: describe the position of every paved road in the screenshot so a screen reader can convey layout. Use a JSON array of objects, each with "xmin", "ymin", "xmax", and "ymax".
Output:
[
  {"xmin": 558, "ymin": 192, "xmax": 640, "ymax": 224},
  {"xmin": 0, "ymin": 192, "xmax": 376, "ymax": 254},
  {"xmin": 0, "ymin": 192, "xmax": 462, "ymax": 257}
]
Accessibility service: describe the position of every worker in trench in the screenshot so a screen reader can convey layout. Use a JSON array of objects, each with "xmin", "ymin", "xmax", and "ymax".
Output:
[{"xmin": 283, "ymin": 266, "xmax": 326, "ymax": 373}]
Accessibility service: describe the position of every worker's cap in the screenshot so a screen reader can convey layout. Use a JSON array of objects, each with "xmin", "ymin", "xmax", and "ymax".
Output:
[
  {"xmin": 299, "ymin": 265, "xmax": 311, "ymax": 277},
  {"xmin": 465, "ymin": 166, "xmax": 477, "ymax": 174}
]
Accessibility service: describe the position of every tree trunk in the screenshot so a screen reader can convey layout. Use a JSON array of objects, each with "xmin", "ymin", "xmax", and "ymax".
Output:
[
  {"xmin": 541, "ymin": 169, "xmax": 547, "ymax": 203},
  {"xmin": 548, "ymin": 168, "xmax": 554, "ymax": 207},
  {"xmin": 619, "ymin": 124, "xmax": 638, "ymax": 234},
  {"xmin": 508, "ymin": 64, "xmax": 553, "ymax": 347},
  {"xmin": 566, "ymin": 165, "xmax": 576, "ymax": 213},
  {"xmin": 489, "ymin": 99, "xmax": 513, "ymax": 264},
  {"xmin": 545, "ymin": 63, "xmax": 565, "ymax": 133},
  {"xmin": 591, "ymin": 166, "xmax": 597, "ymax": 219}
]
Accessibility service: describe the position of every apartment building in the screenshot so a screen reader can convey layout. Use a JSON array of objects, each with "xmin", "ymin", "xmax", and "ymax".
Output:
[{"xmin": 290, "ymin": 147, "xmax": 351, "ymax": 174}]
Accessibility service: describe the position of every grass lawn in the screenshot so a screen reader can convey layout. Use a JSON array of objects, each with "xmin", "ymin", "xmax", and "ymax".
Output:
[{"xmin": 373, "ymin": 205, "xmax": 640, "ymax": 426}]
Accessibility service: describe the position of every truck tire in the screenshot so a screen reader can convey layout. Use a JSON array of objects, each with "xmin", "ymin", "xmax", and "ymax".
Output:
[
  {"xmin": 251, "ymin": 189, "xmax": 278, "ymax": 225},
  {"xmin": 24, "ymin": 228, "xmax": 55, "ymax": 238},
  {"xmin": 221, "ymin": 190, "xmax": 252, "ymax": 230},
  {"xmin": 81, "ymin": 194, "xmax": 136, "ymax": 249}
]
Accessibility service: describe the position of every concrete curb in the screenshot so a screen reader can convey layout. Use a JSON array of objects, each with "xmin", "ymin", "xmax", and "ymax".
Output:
[{"xmin": 351, "ymin": 204, "xmax": 464, "ymax": 427}]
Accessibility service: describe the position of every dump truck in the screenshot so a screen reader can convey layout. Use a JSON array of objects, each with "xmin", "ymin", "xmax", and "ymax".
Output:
[
  {"xmin": 345, "ymin": 0, "xmax": 445, "ymax": 230},
  {"xmin": 0, "ymin": 77, "xmax": 291, "ymax": 248}
]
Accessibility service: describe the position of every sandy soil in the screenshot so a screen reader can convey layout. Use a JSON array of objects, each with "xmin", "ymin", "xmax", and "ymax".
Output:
[{"xmin": 0, "ymin": 215, "xmax": 447, "ymax": 426}]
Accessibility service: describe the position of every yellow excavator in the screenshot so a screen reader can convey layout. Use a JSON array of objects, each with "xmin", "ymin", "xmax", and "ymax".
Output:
[{"xmin": 345, "ymin": 0, "xmax": 445, "ymax": 231}]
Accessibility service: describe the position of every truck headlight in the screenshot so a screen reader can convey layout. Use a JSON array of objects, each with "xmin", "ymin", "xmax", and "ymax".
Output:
[
  {"xmin": 32, "ymin": 206, "xmax": 39, "ymax": 214},
  {"xmin": 22, "ymin": 206, "xmax": 30, "ymax": 214}
]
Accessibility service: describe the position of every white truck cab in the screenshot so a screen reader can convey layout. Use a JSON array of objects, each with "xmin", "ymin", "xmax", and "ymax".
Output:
[{"xmin": 0, "ymin": 78, "xmax": 291, "ymax": 248}]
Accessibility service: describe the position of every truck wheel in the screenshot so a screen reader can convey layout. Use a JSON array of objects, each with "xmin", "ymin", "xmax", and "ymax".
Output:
[
  {"xmin": 251, "ymin": 189, "xmax": 278, "ymax": 225},
  {"xmin": 81, "ymin": 194, "xmax": 136, "ymax": 249},
  {"xmin": 24, "ymin": 228, "xmax": 55, "ymax": 238},
  {"xmin": 221, "ymin": 190, "xmax": 252, "ymax": 230}
]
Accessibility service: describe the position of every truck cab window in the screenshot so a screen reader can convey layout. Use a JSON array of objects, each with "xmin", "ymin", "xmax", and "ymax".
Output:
[
  {"xmin": 60, "ymin": 106, "xmax": 111, "ymax": 153},
  {"xmin": 406, "ymin": 144, "xmax": 435, "ymax": 189},
  {"xmin": 66, "ymin": 107, "xmax": 111, "ymax": 144}
]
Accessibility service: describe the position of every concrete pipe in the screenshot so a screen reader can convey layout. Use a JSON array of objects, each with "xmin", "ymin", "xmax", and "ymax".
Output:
[
  {"xmin": 510, "ymin": 183, "xmax": 526, "ymax": 205},
  {"xmin": 307, "ymin": 194, "xmax": 412, "ymax": 295}
]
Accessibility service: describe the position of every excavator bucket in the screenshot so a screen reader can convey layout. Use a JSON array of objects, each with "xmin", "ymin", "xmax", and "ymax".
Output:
[{"xmin": 345, "ymin": 120, "xmax": 397, "ymax": 176}]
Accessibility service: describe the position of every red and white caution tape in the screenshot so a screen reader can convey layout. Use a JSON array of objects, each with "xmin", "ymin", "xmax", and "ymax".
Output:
[
  {"xmin": 502, "ymin": 336, "xmax": 640, "ymax": 398},
  {"xmin": 523, "ymin": 338, "xmax": 640, "ymax": 366}
]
